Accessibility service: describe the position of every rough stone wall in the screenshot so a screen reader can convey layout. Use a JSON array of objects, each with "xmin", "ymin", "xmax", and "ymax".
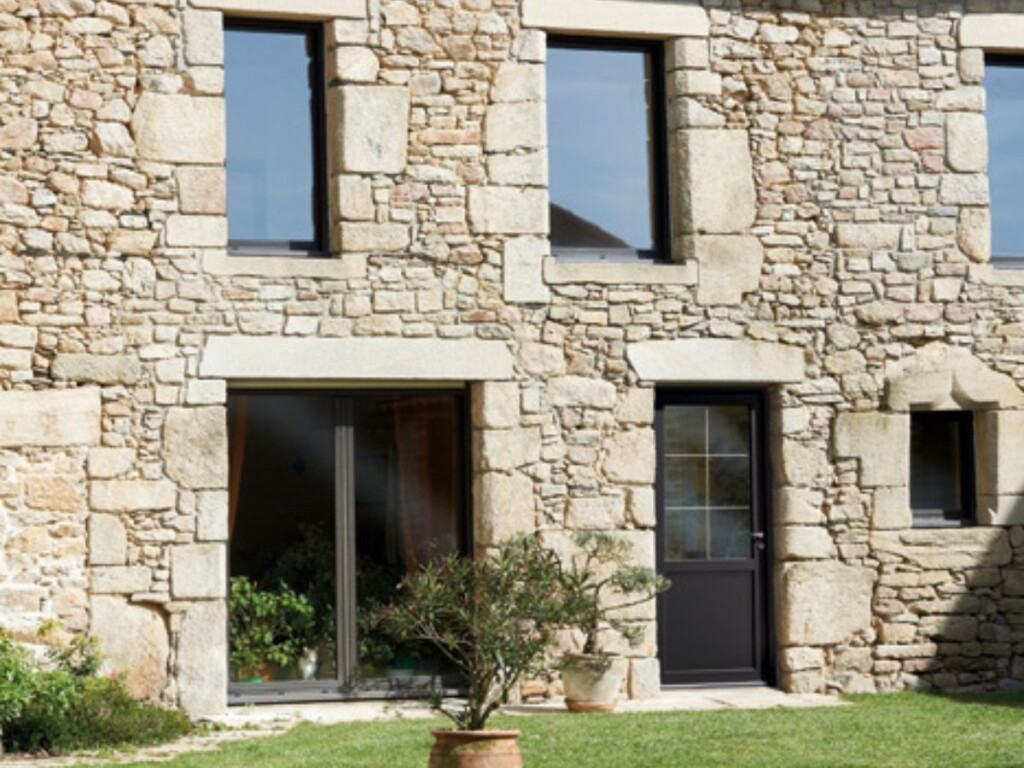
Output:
[{"xmin": 0, "ymin": 0, "xmax": 1021, "ymax": 715}]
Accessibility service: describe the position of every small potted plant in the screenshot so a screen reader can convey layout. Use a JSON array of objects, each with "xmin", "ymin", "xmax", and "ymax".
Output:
[
  {"xmin": 228, "ymin": 576, "xmax": 315, "ymax": 682},
  {"xmin": 378, "ymin": 536, "xmax": 567, "ymax": 768},
  {"xmin": 559, "ymin": 531, "xmax": 670, "ymax": 712}
]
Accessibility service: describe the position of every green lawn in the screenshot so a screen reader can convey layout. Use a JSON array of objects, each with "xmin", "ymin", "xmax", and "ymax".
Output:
[{"xmin": 119, "ymin": 693, "xmax": 1024, "ymax": 768}]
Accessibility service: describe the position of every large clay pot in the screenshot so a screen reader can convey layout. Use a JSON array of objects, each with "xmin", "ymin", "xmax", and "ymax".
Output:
[
  {"xmin": 428, "ymin": 729, "xmax": 522, "ymax": 768},
  {"xmin": 561, "ymin": 653, "xmax": 628, "ymax": 712}
]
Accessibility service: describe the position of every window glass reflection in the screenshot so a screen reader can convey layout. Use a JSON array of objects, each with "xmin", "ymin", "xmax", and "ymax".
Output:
[
  {"xmin": 986, "ymin": 61, "xmax": 1024, "ymax": 262},
  {"xmin": 547, "ymin": 43, "xmax": 658, "ymax": 255},
  {"xmin": 225, "ymin": 24, "xmax": 321, "ymax": 249}
]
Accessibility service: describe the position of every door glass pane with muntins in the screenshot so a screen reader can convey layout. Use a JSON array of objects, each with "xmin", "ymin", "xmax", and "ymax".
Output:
[{"xmin": 663, "ymin": 405, "xmax": 752, "ymax": 562}]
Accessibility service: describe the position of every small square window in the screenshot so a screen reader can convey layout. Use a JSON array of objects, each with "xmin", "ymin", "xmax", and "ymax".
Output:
[
  {"xmin": 546, "ymin": 38, "xmax": 669, "ymax": 262},
  {"xmin": 224, "ymin": 19, "xmax": 327, "ymax": 256},
  {"xmin": 985, "ymin": 55, "xmax": 1024, "ymax": 269},
  {"xmin": 910, "ymin": 411, "xmax": 976, "ymax": 527}
]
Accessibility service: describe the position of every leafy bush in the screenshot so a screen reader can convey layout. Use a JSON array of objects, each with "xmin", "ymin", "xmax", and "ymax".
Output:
[
  {"xmin": 560, "ymin": 531, "xmax": 670, "ymax": 655},
  {"xmin": 0, "ymin": 626, "xmax": 192, "ymax": 755},
  {"xmin": 378, "ymin": 536, "xmax": 569, "ymax": 731},
  {"xmin": 6, "ymin": 674, "xmax": 191, "ymax": 754}
]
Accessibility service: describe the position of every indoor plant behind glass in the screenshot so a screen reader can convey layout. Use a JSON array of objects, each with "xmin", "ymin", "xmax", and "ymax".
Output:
[
  {"xmin": 559, "ymin": 531, "xmax": 670, "ymax": 712},
  {"xmin": 378, "ymin": 536, "xmax": 567, "ymax": 768},
  {"xmin": 228, "ymin": 576, "xmax": 315, "ymax": 682}
]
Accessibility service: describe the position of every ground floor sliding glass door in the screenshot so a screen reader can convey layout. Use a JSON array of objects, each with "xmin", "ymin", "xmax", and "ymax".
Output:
[{"xmin": 227, "ymin": 390, "xmax": 468, "ymax": 703}]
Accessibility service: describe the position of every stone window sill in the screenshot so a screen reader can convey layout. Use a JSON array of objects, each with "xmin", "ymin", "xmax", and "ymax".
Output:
[
  {"xmin": 970, "ymin": 264, "xmax": 1024, "ymax": 287},
  {"xmin": 203, "ymin": 250, "xmax": 366, "ymax": 279},
  {"xmin": 543, "ymin": 257, "xmax": 697, "ymax": 286}
]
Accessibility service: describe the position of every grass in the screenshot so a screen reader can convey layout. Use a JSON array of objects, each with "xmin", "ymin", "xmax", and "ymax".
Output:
[{"xmin": 112, "ymin": 692, "xmax": 1024, "ymax": 768}]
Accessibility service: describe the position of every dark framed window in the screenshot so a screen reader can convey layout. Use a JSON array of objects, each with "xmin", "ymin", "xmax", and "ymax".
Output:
[
  {"xmin": 910, "ymin": 411, "xmax": 976, "ymax": 528},
  {"xmin": 985, "ymin": 55, "xmax": 1024, "ymax": 268},
  {"xmin": 546, "ymin": 37, "xmax": 670, "ymax": 262},
  {"xmin": 228, "ymin": 390, "xmax": 469, "ymax": 702},
  {"xmin": 224, "ymin": 19, "xmax": 327, "ymax": 256}
]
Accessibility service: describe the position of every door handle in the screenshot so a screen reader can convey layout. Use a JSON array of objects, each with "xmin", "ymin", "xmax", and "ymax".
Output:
[{"xmin": 751, "ymin": 531, "xmax": 766, "ymax": 551}]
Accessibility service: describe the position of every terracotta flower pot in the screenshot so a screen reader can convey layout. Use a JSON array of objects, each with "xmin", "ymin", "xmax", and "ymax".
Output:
[
  {"xmin": 561, "ymin": 653, "xmax": 628, "ymax": 712},
  {"xmin": 428, "ymin": 729, "xmax": 522, "ymax": 768}
]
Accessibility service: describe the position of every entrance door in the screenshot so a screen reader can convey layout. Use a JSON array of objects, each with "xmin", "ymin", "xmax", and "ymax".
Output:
[
  {"xmin": 227, "ymin": 390, "xmax": 467, "ymax": 702},
  {"xmin": 655, "ymin": 391, "xmax": 771, "ymax": 686}
]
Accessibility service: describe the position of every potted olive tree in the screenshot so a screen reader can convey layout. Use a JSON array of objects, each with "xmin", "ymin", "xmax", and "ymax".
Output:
[
  {"xmin": 559, "ymin": 531, "xmax": 670, "ymax": 712},
  {"xmin": 378, "ymin": 536, "xmax": 567, "ymax": 768}
]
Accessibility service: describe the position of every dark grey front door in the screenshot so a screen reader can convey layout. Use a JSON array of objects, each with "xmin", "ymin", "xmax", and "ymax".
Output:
[{"xmin": 655, "ymin": 391, "xmax": 771, "ymax": 686}]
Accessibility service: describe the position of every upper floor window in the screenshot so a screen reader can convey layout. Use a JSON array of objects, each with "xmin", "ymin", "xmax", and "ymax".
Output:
[
  {"xmin": 985, "ymin": 56, "xmax": 1024, "ymax": 268},
  {"xmin": 225, "ymin": 19, "xmax": 327, "ymax": 256},
  {"xmin": 546, "ymin": 38, "xmax": 668, "ymax": 262},
  {"xmin": 910, "ymin": 411, "xmax": 976, "ymax": 528}
]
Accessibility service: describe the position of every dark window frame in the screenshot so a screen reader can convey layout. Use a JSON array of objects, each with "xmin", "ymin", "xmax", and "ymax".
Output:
[
  {"xmin": 226, "ymin": 388, "xmax": 473, "ymax": 705},
  {"xmin": 910, "ymin": 410, "xmax": 977, "ymax": 528},
  {"xmin": 224, "ymin": 17, "xmax": 329, "ymax": 258},
  {"xmin": 983, "ymin": 54, "xmax": 1024, "ymax": 269},
  {"xmin": 547, "ymin": 36, "xmax": 671, "ymax": 264}
]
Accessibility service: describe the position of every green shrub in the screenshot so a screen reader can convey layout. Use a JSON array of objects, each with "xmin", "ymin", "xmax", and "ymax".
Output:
[
  {"xmin": 0, "ymin": 626, "xmax": 192, "ymax": 755},
  {"xmin": 5, "ymin": 675, "xmax": 192, "ymax": 754}
]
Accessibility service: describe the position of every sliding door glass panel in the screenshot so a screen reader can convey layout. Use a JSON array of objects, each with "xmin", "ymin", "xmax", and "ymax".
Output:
[
  {"xmin": 353, "ymin": 393, "xmax": 464, "ymax": 680},
  {"xmin": 228, "ymin": 394, "xmax": 338, "ymax": 684}
]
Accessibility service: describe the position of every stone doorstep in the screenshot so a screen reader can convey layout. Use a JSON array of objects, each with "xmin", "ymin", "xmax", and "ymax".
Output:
[{"xmin": 209, "ymin": 686, "xmax": 844, "ymax": 729}]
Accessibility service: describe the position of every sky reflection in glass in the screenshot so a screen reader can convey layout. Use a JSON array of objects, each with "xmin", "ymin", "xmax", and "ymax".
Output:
[
  {"xmin": 225, "ymin": 25, "xmax": 319, "ymax": 248},
  {"xmin": 547, "ymin": 45, "xmax": 656, "ymax": 253},
  {"xmin": 986, "ymin": 61, "xmax": 1024, "ymax": 261}
]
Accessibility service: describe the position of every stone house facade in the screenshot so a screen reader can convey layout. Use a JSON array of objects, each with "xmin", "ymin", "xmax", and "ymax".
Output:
[{"xmin": 1, "ymin": 0, "xmax": 1023, "ymax": 717}]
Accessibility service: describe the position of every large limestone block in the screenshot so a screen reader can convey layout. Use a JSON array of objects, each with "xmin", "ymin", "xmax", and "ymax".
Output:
[
  {"xmin": 176, "ymin": 600, "xmax": 227, "ymax": 716},
  {"xmin": 476, "ymin": 428, "xmax": 542, "ymax": 471},
  {"xmin": 503, "ymin": 236, "xmax": 549, "ymax": 303},
  {"xmin": 336, "ymin": 86, "xmax": 409, "ymax": 173},
  {"xmin": 200, "ymin": 336, "xmax": 515, "ymax": 381},
  {"xmin": 197, "ymin": 490, "xmax": 229, "ymax": 541},
  {"xmin": 484, "ymin": 102, "xmax": 545, "ymax": 152},
  {"xmin": 957, "ymin": 207, "xmax": 990, "ymax": 262},
  {"xmin": 89, "ymin": 514, "xmax": 127, "ymax": 565},
  {"xmin": 675, "ymin": 130, "xmax": 756, "ymax": 234},
  {"xmin": 25, "ymin": 477, "xmax": 84, "ymax": 513},
  {"xmin": 566, "ymin": 495, "xmax": 626, "ymax": 529},
  {"xmin": 91, "ymin": 565, "xmax": 151, "ymax": 594},
  {"xmin": 835, "ymin": 223, "xmax": 901, "ymax": 250},
  {"xmin": 491, "ymin": 62, "xmax": 545, "ymax": 103},
  {"xmin": 475, "ymin": 472, "xmax": 535, "ymax": 545},
  {"xmin": 340, "ymin": 222, "xmax": 410, "ymax": 252},
  {"xmin": 833, "ymin": 412, "xmax": 909, "ymax": 487},
  {"xmin": 603, "ymin": 429, "xmax": 655, "ymax": 485},
  {"xmin": 91, "ymin": 480, "xmax": 177, "ymax": 512},
  {"xmin": 183, "ymin": 9, "xmax": 222, "ymax": 66},
  {"xmin": 976, "ymin": 410, "xmax": 1024, "ymax": 498},
  {"xmin": 775, "ymin": 526, "xmax": 835, "ymax": 560},
  {"xmin": 522, "ymin": 0, "xmax": 709, "ymax": 37},
  {"xmin": 870, "ymin": 527, "xmax": 1011, "ymax": 569},
  {"xmin": 872, "ymin": 486, "xmax": 911, "ymax": 530},
  {"xmin": 960, "ymin": 13, "xmax": 1024, "ymax": 48},
  {"xmin": 547, "ymin": 376, "xmax": 616, "ymax": 409},
  {"xmin": 946, "ymin": 113, "xmax": 987, "ymax": 173},
  {"xmin": 133, "ymin": 94, "xmax": 225, "ymax": 164},
  {"xmin": 165, "ymin": 215, "xmax": 227, "ymax": 248},
  {"xmin": 688, "ymin": 234, "xmax": 763, "ymax": 305},
  {"xmin": 163, "ymin": 407, "xmax": 228, "ymax": 490},
  {"xmin": 92, "ymin": 597, "xmax": 169, "ymax": 700},
  {"xmin": 171, "ymin": 543, "xmax": 227, "ymax": 599},
  {"xmin": 939, "ymin": 174, "xmax": 988, "ymax": 205},
  {"xmin": 87, "ymin": 447, "xmax": 135, "ymax": 479},
  {"xmin": 628, "ymin": 339, "xmax": 804, "ymax": 384},
  {"xmin": 885, "ymin": 343, "xmax": 1024, "ymax": 411},
  {"xmin": 0, "ymin": 388, "xmax": 101, "ymax": 447},
  {"xmin": 979, "ymin": 495, "xmax": 1024, "ymax": 526},
  {"xmin": 778, "ymin": 561, "xmax": 875, "ymax": 645},
  {"xmin": 52, "ymin": 354, "xmax": 143, "ymax": 385},
  {"xmin": 468, "ymin": 187, "xmax": 548, "ymax": 234},
  {"xmin": 471, "ymin": 381, "xmax": 520, "ymax": 429}
]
